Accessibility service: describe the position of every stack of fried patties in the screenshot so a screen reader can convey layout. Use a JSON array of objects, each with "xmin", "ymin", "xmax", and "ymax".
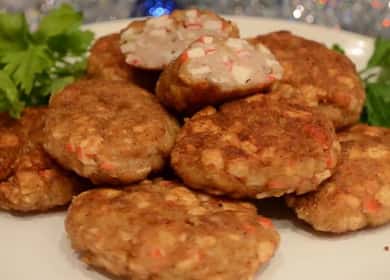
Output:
[
  {"xmin": 0, "ymin": 108, "xmax": 82, "ymax": 212},
  {"xmin": 22, "ymin": 8, "xmax": 387, "ymax": 280}
]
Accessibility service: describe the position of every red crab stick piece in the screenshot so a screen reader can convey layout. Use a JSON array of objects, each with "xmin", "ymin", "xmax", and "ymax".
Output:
[
  {"xmin": 257, "ymin": 217, "xmax": 274, "ymax": 229},
  {"xmin": 363, "ymin": 197, "xmax": 382, "ymax": 214},
  {"xmin": 120, "ymin": 9, "xmax": 239, "ymax": 70},
  {"xmin": 156, "ymin": 36, "xmax": 283, "ymax": 112}
]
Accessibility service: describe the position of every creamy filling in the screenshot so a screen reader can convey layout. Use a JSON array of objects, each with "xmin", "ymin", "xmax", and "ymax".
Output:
[{"xmin": 179, "ymin": 36, "xmax": 283, "ymax": 91}]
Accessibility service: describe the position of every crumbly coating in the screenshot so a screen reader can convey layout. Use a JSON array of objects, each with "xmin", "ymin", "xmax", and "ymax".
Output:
[
  {"xmin": 0, "ymin": 108, "xmax": 79, "ymax": 212},
  {"xmin": 66, "ymin": 180, "xmax": 280, "ymax": 280},
  {"xmin": 44, "ymin": 80, "xmax": 180, "ymax": 185},
  {"xmin": 87, "ymin": 33, "xmax": 134, "ymax": 82},
  {"xmin": 0, "ymin": 113, "xmax": 21, "ymax": 181},
  {"xmin": 286, "ymin": 124, "xmax": 390, "ymax": 233},
  {"xmin": 171, "ymin": 94, "xmax": 340, "ymax": 199},
  {"xmin": 156, "ymin": 36, "xmax": 282, "ymax": 113},
  {"xmin": 120, "ymin": 9, "xmax": 239, "ymax": 70},
  {"xmin": 250, "ymin": 31, "xmax": 365, "ymax": 129},
  {"xmin": 87, "ymin": 33, "xmax": 159, "ymax": 92}
]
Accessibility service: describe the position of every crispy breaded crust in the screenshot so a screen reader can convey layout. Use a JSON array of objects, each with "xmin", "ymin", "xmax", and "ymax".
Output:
[
  {"xmin": 0, "ymin": 108, "xmax": 79, "ymax": 212},
  {"xmin": 44, "ymin": 80, "xmax": 180, "ymax": 184},
  {"xmin": 172, "ymin": 94, "xmax": 340, "ymax": 199},
  {"xmin": 87, "ymin": 33, "xmax": 160, "ymax": 92},
  {"xmin": 287, "ymin": 124, "xmax": 390, "ymax": 233},
  {"xmin": 0, "ymin": 113, "xmax": 22, "ymax": 181},
  {"xmin": 66, "ymin": 180, "xmax": 279, "ymax": 280},
  {"xmin": 87, "ymin": 33, "xmax": 134, "ymax": 82},
  {"xmin": 251, "ymin": 31, "xmax": 365, "ymax": 129}
]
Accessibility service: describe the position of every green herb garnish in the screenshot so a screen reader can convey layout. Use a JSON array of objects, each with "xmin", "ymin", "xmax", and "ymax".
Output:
[
  {"xmin": 331, "ymin": 44, "xmax": 345, "ymax": 54},
  {"xmin": 0, "ymin": 4, "xmax": 94, "ymax": 118},
  {"xmin": 360, "ymin": 37, "xmax": 390, "ymax": 127},
  {"xmin": 332, "ymin": 39, "xmax": 390, "ymax": 127}
]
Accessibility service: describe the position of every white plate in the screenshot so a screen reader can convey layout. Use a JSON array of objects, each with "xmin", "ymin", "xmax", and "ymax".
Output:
[{"xmin": 1, "ymin": 17, "xmax": 388, "ymax": 280}]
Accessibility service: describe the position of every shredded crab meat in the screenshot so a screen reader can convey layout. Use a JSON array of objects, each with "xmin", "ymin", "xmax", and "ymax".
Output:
[
  {"xmin": 189, "ymin": 66, "xmax": 211, "ymax": 75},
  {"xmin": 199, "ymin": 36, "xmax": 214, "ymax": 44},
  {"xmin": 146, "ymin": 15, "xmax": 173, "ymax": 28},
  {"xmin": 187, "ymin": 48, "xmax": 206, "ymax": 58},
  {"xmin": 179, "ymin": 37, "xmax": 283, "ymax": 91},
  {"xmin": 203, "ymin": 20, "xmax": 223, "ymax": 30},
  {"xmin": 232, "ymin": 65, "xmax": 253, "ymax": 84},
  {"xmin": 186, "ymin": 9, "xmax": 199, "ymax": 18},
  {"xmin": 226, "ymin": 38, "xmax": 247, "ymax": 50},
  {"xmin": 149, "ymin": 29, "xmax": 168, "ymax": 37},
  {"xmin": 120, "ymin": 10, "xmax": 236, "ymax": 69}
]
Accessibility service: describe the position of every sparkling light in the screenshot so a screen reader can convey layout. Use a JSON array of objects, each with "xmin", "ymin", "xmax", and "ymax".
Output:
[
  {"xmin": 293, "ymin": 5, "xmax": 304, "ymax": 19},
  {"xmin": 306, "ymin": 14, "xmax": 314, "ymax": 23},
  {"xmin": 149, "ymin": 6, "xmax": 169, "ymax": 16},
  {"xmin": 382, "ymin": 18, "xmax": 390, "ymax": 28},
  {"xmin": 371, "ymin": 0, "xmax": 384, "ymax": 9},
  {"xmin": 143, "ymin": 0, "xmax": 177, "ymax": 17},
  {"xmin": 293, "ymin": 9, "xmax": 302, "ymax": 18},
  {"xmin": 297, "ymin": 4, "xmax": 305, "ymax": 12}
]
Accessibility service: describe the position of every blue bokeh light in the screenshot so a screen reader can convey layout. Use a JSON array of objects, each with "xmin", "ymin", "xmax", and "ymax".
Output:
[
  {"xmin": 149, "ymin": 6, "xmax": 169, "ymax": 17},
  {"xmin": 142, "ymin": 0, "xmax": 177, "ymax": 17}
]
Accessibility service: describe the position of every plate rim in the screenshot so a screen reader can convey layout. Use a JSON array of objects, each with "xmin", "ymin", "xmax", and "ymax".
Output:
[{"xmin": 84, "ymin": 15, "xmax": 375, "ymax": 44}]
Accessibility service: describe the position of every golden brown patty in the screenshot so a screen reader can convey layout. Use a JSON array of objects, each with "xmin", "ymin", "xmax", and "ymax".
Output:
[
  {"xmin": 43, "ymin": 80, "xmax": 180, "ymax": 185},
  {"xmin": 251, "ymin": 31, "xmax": 365, "ymax": 129},
  {"xmin": 87, "ymin": 33, "xmax": 133, "ymax": 82},
  {"xmin": 66, "ymin": 180, "xmax": 279, "ymax": 280},
  {"xmin": 287, "ymin": 124, "xmax": 390, "ymax": 233},
  {"xmin": 156, "ymin": 36, "xmax": 282, "ymax": 113},
  {"xmin": 171, "ymin": 94, "xmax": 340, "ymax": 199},
  {"xmin": 87, "ymin": 33, "xmax": 159, "ymax": 92},
  {"xmin": 0, "ymin": 108, "xmax": 80, "ymax": 212}
]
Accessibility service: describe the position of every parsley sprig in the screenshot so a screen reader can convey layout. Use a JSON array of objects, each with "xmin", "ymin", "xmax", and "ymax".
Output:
[
  {"xmin": 0, "ymin": 4, "xmax": 94, "ymax": 118},
  {"xmin": 333, "ymin": 38, "xmax": 390, "ymax": 127},
  {"xmin": 360, "ymin": 37, "xmax": 390, "ymax": 127}
]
